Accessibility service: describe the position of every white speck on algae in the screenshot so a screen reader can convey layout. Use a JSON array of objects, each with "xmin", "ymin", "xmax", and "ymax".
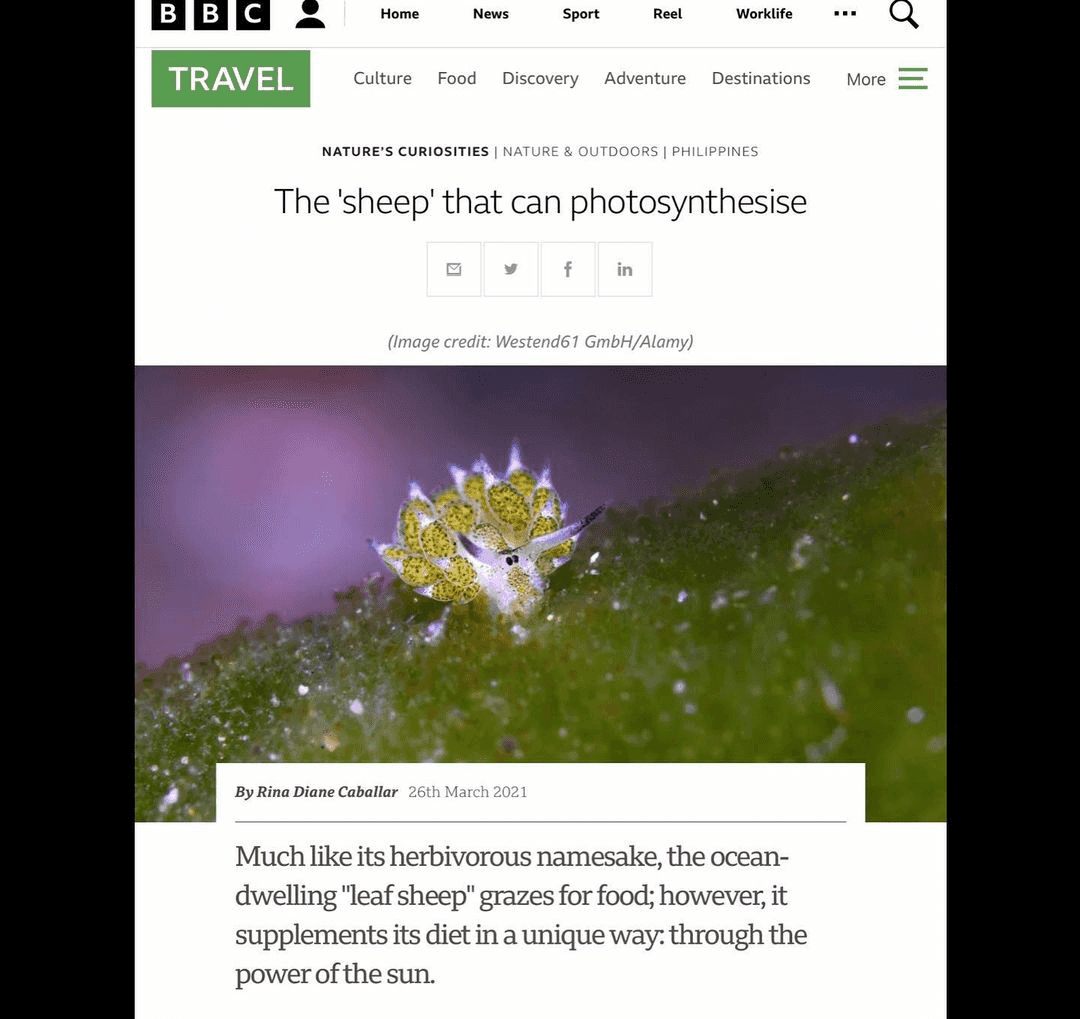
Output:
[
  {"xmin": 424, "ymin": 608, "xmax": 450, "ymax": 645},
  {"xmin": 820, "ymin": 676, "xmax": 844, "ymax": 713},
  {"xmin": 790, "ymin": 534, "xmax": 814, "ymax": 570}
]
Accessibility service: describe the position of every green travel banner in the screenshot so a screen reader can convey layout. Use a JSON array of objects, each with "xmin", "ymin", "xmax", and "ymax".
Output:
[{"xmin": 152, "ymin": 51, "xmax": 310, "ymax": 107}]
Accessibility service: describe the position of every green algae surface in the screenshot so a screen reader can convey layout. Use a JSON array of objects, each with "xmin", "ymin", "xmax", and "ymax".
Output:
[{"xmin": 135, "ymin": 410, "xmax": 946, "ymax": 822}]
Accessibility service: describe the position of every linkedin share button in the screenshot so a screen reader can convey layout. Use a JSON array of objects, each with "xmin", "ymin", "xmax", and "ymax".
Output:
[{"xmin": 598, "ymin": 243, "xmax": 653, "ymax": 297}]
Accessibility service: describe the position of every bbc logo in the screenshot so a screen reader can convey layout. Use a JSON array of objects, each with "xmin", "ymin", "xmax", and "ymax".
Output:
[{"xmin": 151, "ymin": 2, "xmax": 272, "ymax": 30}]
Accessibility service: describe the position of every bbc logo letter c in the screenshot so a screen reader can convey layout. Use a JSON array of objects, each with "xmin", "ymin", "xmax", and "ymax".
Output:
[{"xmin": 236, "ymin": 1, "xmax": 271, "ymax": 29}]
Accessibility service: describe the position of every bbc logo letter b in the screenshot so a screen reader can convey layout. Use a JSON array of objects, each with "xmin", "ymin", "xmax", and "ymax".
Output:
[
  {"xmin": 194, "ymin": 1, "xmax": 228, "ymax": 29},
  {"xmin": 152, "ymin": 1, "xmax": 186, "ymax": 29}
]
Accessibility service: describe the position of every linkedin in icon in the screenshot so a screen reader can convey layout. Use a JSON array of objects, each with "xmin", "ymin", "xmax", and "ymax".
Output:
[{"xmin": 598, "ymin": 243, "xmax": 653, "ymax": 297}]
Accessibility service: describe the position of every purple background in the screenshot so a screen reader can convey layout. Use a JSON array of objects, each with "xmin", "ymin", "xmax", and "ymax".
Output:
[{"xmin": 134, "ymin": 366, "xmax": 945, "ymax": 669}]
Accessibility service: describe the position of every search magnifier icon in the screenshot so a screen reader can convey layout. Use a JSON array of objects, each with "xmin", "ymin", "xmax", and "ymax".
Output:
[{"xmin": 890, "ymin": 0, "xmax": 920, "ymax": 28}]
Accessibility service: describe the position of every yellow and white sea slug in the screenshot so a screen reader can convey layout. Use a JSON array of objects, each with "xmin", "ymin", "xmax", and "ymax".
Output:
[{"xmin": 371, "ymin": 444, "xmax": 605, "ymax": 614}]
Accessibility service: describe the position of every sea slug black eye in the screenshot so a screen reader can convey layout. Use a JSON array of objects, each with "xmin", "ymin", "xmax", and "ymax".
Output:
[{"xmin": 506, "ymin": 556, "xmax": 514, "ymax": 565}]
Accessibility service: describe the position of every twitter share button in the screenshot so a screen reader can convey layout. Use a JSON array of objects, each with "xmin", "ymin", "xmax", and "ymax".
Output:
[{"xmin": 483, "ymin": 243, "xmax": 540, "ymax": 297}]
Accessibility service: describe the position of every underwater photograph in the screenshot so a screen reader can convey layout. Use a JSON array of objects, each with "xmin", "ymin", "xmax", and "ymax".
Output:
[{"xmin": 135, "ymin": 366, "xmax": 946, "ymax": 822}]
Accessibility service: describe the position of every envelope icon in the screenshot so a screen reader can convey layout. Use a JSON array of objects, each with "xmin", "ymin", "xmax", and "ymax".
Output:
[{"xmin": 445, "ymin": 262, "xmax": 463, "ymax": 276}]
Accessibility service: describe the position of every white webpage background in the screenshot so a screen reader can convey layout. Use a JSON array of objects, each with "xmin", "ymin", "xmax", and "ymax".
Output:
[
  {"xmin": 135, "ymin": 763, "xmax": 945, "ymax": 1018},
  {"xmin": 134, "ymin": 1, "xmax": 945, "ymax": 364},
  {"xmin": 135, "ymin": 5, "xmax": 946, "ymax": 1014}
]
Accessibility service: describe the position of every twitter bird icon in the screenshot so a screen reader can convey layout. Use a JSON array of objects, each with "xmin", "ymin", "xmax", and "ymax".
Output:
[{"xmin": 504, "ymin": 263, "xmax": 518, "ymax": 275}]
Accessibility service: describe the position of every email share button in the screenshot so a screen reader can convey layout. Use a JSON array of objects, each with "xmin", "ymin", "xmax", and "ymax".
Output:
[{"xmin": 427, "ymin": 243, "xmax": 481, "ymax": 296}]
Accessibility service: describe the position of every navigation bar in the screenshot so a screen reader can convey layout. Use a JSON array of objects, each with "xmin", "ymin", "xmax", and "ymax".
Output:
[{"xmin": 139, "ymin": 1, "xmax": 945, "ymax": 47}]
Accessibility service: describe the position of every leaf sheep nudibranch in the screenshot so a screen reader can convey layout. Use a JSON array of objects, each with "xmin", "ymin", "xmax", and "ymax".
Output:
[{"xmin": 371, "ymin": 444, "xmax": 605, "ymax": 614}]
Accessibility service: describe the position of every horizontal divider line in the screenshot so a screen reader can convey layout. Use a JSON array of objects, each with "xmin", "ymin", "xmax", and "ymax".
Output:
[
  {"xmin": 234, "ymin": 818, "xmax": 849, "ymax": 824},
  {"xmin": 136, "ymin": 45, "xmax": 945, "ymax": 51}
]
